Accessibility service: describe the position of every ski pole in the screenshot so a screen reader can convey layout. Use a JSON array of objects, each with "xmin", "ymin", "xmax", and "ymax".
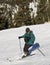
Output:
[
  {"xmin": 38, "ymin": 48, "xmax": 45, "ymax": 56},
  {"xmin": 19, "ymin": 39, "xmax": 22, "ymax": 54}
]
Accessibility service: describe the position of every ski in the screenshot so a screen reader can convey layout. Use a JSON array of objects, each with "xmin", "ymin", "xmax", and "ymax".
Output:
[
  {"xmin": 22, "ymin": 54, "xmax": 35, "ymax": 58},
  {"xmin": 17, "ymin": 53, "xmax": 35, "ymax": 60}
]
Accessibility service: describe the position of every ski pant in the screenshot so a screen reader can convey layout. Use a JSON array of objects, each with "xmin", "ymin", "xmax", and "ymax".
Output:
[{"xmin": 23, "ymin": 44, "xmax": 32, "ymax": 54}]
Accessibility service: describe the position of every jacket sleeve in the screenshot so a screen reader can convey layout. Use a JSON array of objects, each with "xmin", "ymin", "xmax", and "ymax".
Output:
[
  {"xmin": 19, "ymin": 33, "xmax": 26, "ymax": 38},
  {"xmin": 27, "ymin": 32, "xmax": 35, "ymax": 44}
]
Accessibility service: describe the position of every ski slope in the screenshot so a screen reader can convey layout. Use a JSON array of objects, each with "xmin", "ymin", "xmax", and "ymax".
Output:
[{"xmin": 0, "ymin": 23, "xmax": 50, "ymax": 65}]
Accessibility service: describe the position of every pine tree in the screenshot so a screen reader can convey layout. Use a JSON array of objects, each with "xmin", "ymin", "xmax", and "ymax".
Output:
[
  {"xmin": 35, "ymin": 0, "xmax": 48, "ymax": 24},
  {"xmin": 47, "ymin": 0, "xmax": 50, "ymax": 21},
  {"xmin": 14, "ymin": 0, "xmax": 33, "ymax": 27}
]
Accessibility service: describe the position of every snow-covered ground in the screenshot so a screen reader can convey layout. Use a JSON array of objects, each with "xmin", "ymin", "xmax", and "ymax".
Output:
[{"xmin": 0, "ymin": 23, "xmax": 50, "ymax": 65}]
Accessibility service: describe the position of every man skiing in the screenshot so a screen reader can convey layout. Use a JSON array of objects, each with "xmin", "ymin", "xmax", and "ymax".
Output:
[{"xmin": 18, "ymin": 28, "xmax": 35, "ymax": 57}]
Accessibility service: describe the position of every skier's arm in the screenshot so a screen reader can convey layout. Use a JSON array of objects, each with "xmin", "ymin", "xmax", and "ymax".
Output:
[{"xmin": 18, "ymin": 34, "xmax": 26, "ymax": 39}]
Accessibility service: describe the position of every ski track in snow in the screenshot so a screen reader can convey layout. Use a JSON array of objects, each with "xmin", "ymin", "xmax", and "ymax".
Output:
[{"xmin": 0, "ymin": 23, "xmax": 50, "ymax": 65}]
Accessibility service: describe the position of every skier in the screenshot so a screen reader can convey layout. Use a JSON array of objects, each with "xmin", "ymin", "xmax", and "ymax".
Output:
[{"xmin": 18, "ymin": 28, "xmax": 35, "ymax": 57}]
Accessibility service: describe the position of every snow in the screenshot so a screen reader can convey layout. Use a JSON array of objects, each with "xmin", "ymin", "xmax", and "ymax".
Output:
[
  {"xmin": 29, "ymin": 2, "xmax": 37, "ymax": 17},
  {"xmin": 0, "ymin": 23, "xmax": 50, "ymax": 65}
]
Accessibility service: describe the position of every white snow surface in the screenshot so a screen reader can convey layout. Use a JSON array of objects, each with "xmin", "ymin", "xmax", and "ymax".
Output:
[{"xmin": 0, "ymin": 23, "xmax": 50, "ymax": 65}]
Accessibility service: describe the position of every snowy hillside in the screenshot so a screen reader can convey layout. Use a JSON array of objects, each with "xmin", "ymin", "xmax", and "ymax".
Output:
[{"xmin": 0, "ymin": 23, "xmax": 50, "ymax": 65}]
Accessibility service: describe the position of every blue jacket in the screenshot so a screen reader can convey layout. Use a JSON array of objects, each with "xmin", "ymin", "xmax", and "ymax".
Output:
[{"xmin": 20, "ymin": 31, "xmax": 35, "ymax": 45}]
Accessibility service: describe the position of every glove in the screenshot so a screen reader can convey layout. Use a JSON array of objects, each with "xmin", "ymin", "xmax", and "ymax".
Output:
[{"xmin": 18, "ymin": 36, "xmax": 22, "ymax": 39}]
